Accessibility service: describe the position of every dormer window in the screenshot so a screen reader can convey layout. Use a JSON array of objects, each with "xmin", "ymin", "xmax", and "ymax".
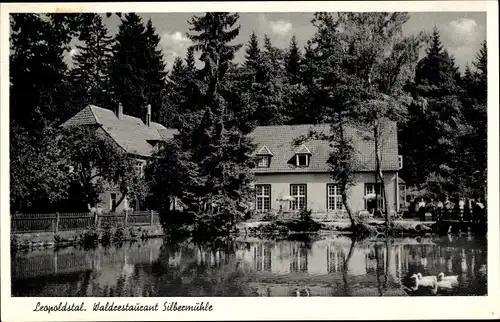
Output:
[
  {"xmin": 258, "ymin": 156, "xmax": 270, "ymax": 168},
  {"xmin": 296, "ymin": 154, "xmax": 309, "ymax": 167},
  {"xmin": 295, "ymin": 144, "xmax": 312, "ymax": 167},
  {"xmin": 256, "ymin": 145, "xmax": 273, "ymax": 168}
]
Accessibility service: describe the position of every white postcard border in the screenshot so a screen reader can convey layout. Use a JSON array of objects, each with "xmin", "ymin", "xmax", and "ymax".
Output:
[{"xmin": 1, "ymin": 1, "xmax": 499, "ymax": 321}]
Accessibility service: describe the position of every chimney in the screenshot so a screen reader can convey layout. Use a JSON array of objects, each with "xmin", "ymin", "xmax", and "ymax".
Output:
[
  {"xmin": 146, "ymin": 104, "xmax": 151, "ymax": 127},
  {"xmin": 116, "ymin": 102, "xmax": 123, "ymax": 120}
]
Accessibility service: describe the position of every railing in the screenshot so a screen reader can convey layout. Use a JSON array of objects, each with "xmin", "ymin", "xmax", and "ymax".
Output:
[
  {"xmin": 433, "ymin": 207, "xmax": 486, "ymax": 223},
  {"xmin": 11, "ymin": 211, "xmax": 161, "ymax": 233}
]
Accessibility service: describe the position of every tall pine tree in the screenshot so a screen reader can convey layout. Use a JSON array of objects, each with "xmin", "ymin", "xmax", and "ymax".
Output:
[
  {"xmin": 144, "ymin": 18, "xmax": 168, "ymax": 122},
  {"xmin": 285, "ymin": 35, "xmax": 302, "ymax": 85},
  {"xmin": 402, "ymin": 28, "xmax": 467, "ymax": 196},
  {"xmin": 151, "ymin": 13, "xmax": 255, "ymax": 237},
  {"xmin": 9, "ymin": 13, "xmax": 89, "ymax": 213},
  {"xmin": 109, "ymin": 14, "xmax": 167, "ymax": 121},
  {"xmin": 70, "ymin": 13, "xmax": 115, "ymax": 110},
  {"xmin": 473, "ymin": 41, "xmax": 487, "ymax": 104},
  {"xmin": 458, "ymin": 41, "xmax": 487, "ymax": 200}
]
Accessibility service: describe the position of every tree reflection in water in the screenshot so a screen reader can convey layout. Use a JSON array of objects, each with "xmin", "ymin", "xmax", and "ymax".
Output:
[
  {"xmin": 11, "ymin": 235, "xmax": 487, "ymax": 297},
  {"xmin": 142, "ymin": 237, "xmax": 257, "ymax": 297}
]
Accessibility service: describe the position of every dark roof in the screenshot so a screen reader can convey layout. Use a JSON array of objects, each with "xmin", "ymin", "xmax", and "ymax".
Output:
[
  {"xmin": 61, "ymin": 105, "xmax": 176, "ymax": 157},
  {"xmin": 249, "ymin": 123, "xmax": 399, "ymax": 173}
]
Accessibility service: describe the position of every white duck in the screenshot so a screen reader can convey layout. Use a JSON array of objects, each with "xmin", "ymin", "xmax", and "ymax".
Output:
[
  {"xmin": 437, "ymin": 272, "xmax": 459, "ymax": 286},
  {"xmin": 436, "ymin": 279, "xmax": 454, "ymax": 290},
  {"xmin": 412, "ymin": 273, "xmax": 437, "ymax": 287}
]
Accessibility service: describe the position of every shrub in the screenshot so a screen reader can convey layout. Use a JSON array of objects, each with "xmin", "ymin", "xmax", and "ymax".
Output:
[
  {"xmin": 113, "ymin": 226, "xmax": 125, "ymax": 243},
  {"xmin": 101, "ymin": 223, "xmax": 113, "ymax": 246},
  {"xmin": 262, "ymin": 212, "xmax": 277, "ymax": 221},
  {"xmin": 53, "ymin": 234, "xmax": 64, "ymax": 244},
  {"xmin": 11, "ymin": 235, "xmax": 19, "ymax": 251},
  {"xmin": 81, "ymin": 228, "xmax": 99, "ymax": 248},
  {"xmin": 128, "ymin": 227, "xmax": 139, "ymax": 239},
  {"xmin": 287, "ymin": 209, "xmax": 323, "ymax": 232},
  {"xmin": 158, "ymin": 209, "xmax": 194, "ymax": 234}
]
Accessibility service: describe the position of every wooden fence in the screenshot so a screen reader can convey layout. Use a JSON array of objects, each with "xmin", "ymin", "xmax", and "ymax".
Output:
[{"xmin": 11, "ymin": 211, "xmax": 161, "ymax": 233}]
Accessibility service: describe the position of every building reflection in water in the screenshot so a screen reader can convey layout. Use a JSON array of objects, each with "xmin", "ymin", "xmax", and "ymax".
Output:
[
  {"xmin": 327, "ymin": 245, "xmax": 345, "ymax": 273},
  {"xmin": 11, "ymin": 236, "xmax": 488, "ymax": 297}
]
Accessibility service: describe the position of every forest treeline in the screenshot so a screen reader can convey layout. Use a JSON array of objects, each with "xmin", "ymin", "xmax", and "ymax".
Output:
[{"xmin": 10, "ymin": 13, "xmax": 486, "ymax": 226}]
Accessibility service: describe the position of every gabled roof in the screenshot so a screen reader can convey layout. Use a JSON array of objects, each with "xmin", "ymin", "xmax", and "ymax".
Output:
[
  {"xmin": 248, "ymin": 122, "xmax": 399, "ymax": 174},
  {"xmin": 61, "ymin": 105, "xmax": 176, "ymax": 157},
  {"xmin": 295, "ymin": 144, "xmax": 312, "ymax": 155},
  {"xmin": 256, "ymin": 145, "xmax": 274, "ymax": 156}
]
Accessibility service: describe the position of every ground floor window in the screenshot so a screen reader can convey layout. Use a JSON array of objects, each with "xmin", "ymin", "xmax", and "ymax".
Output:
[
  {"xmin": 110, "ymin": 193, "xmax": 117, "ymax": 211},
  {"xmin": 290, "ymin": 184, "xmax": 307, "ymax": 210},
  {"xmin": 255, "ymin": 184, "xmax": 271, "ymax": 212},
  {"xmin": 364, "ymin": 183, "xmax": 384, "ymax": 212},
  {"xmin": 399, "ymin": 184, "xmax": 407, "ymax": 209},
  {"xmin": 327, "ymin": 184, "xmax": 343, "ymax": 210}
]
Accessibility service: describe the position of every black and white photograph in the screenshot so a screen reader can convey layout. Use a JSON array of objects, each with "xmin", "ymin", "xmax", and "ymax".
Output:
[{"xmin": 1, "ymin": 1, "xmax": 499, "ymax": 321}]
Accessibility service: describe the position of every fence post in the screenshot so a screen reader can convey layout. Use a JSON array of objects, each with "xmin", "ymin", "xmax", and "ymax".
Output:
[
  {"xmin": 124, "ymin": 211, "xmax": 128, "ymax": 227},
  {"xmin": 150, "ymin": 210, "xmax": 154, "ymax": 225},
  {"xmin": 54, "ymin": 212, "xmax": 60, "ymax": 234}
]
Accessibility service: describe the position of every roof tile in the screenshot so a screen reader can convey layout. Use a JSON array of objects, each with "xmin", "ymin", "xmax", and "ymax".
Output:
[
  {"xmin": 249, "ymin": 123, "xmax": 399, "ymax": 173},
  {"xmin": 62, "ymin": 105, "xmax": 173, "ymax": 157}
]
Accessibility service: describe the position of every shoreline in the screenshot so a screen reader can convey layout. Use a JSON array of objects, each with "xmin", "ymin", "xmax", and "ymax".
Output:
[
  {"xmin": 11, "ymin": 218, "xmax": 485, "ymax": 253},
  {"xmin": 10, "ymin": 225, "xmax": 165, "ymax": 252}
]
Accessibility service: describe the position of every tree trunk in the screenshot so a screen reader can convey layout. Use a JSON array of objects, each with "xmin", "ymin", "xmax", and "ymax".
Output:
[
  {"xmin": 112, "ymin": 193, "xmax": 127, "ymax": 212},
  {"xmin": 374, "ymin": 121, "xmax": 391, "ymax": 228},
  {"xmin": 341, "ymin": 185, "xmax": 356, "ymax": 229},
  {"xmin": 339, "ymin": 123, "xmax": 356, "ymax": 229},
  {"xmin": 378, "ymin": 170, "xmax": 391, "ymax": 227}
]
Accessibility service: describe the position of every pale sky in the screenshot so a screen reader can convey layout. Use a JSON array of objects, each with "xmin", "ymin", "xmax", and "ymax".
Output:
[{"xmin": 67, "ymin": 12, "xmax": 486, "ymax": 73}]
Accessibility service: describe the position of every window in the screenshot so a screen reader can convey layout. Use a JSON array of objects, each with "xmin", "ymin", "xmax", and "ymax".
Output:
[
  {"xmin": 290, "ymin": 184, "xmax": 307, "ymax": 210},
  {"xmin": 255, "ymin": 184, "xmax": 271, "ymax": 212},
  {"xmin": 364, "ymin": 183, "xmax": 384, "ymax": 211},
  {"xmin": 257, "ymin": 156, "xmax": 270, "ymax": 168},
  {"xmin": 294, "ymin": 145, "xmax": 311, "ymax": 167},
  {"xmin": 135, "ymin": 161, "xmax": 144, "ymax": 178},
  {"xmin": 399, "ymin": 184, "xmax": 407, "ymax": 209},
  {"xmin": 327, "ymin": 184, "xmax": 343, "ymax": 210},
  {"xmin": 296, "ymin": 154, "xmax": 309, "ymax": 166},
  {"xmin": 398, "ymin": 155, "xmax": 403, "ymax": 170},
  {"xmin": 110, "ymin": 193, "xmax": 117, "ymax": 211}
]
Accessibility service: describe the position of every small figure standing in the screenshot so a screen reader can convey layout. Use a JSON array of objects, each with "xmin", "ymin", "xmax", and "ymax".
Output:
[
  {"xmin": 436, "ymin": 198, "xmax": 444, "ymax": 221},
  {"xmin": 417, "ymin": 198, "xmax": 426, "ymax": 221}
]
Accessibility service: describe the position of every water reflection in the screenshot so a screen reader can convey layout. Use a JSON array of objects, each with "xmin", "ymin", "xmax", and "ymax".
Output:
[{"xmin": 11, "ymin": 235, "xmax": 487, "ymax": 297}]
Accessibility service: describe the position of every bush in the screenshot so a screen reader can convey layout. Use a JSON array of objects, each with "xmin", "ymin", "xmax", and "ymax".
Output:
[
  {"xmin": 101, "ymin": 223, "xmax": 113, "ymax": 246},
  {"xmin": 287, "ymin": 209, "xmax": 323, "ymax": 232},
  {"xmin": 262, "ymin": 212, "xmax": 277, "ymax": 221},
  {"xmin": 159, "ymin": 209, "xmax": 194, "ymax": 234},
  {"xmin": 53, "ymin": 234, "xmax": 64, "ymax": 244},
  {"xmin": 128, "ymin": 227, "xmax": 139, "ymax": 239},
  {"xmin": 11, "ymin": 235, "xmax": 19, "ymax": 252},
  {"xmin": 192, "ymin": 212, "xmax": 239, "ymax": 241},
  {"xmin": 113, "ymin": 226, "xmax": 125, "ymax": 243},
  {"xmin": 248, "ymin": 222, "xmax": 290, "ymax": 237},
  {"xmin": 81, "ymin": 228, "xmax": 99, "ymax": 248}
]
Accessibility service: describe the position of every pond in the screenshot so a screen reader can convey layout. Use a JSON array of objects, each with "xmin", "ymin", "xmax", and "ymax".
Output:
[{"xmin": 11, "ymin": 234, "xmax": 487, "ymax": 297}]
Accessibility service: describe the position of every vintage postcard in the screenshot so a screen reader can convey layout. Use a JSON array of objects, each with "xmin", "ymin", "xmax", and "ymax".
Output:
[{"xmin": 1, "ymin": 1, "xmax": 499, "ymax": 321}]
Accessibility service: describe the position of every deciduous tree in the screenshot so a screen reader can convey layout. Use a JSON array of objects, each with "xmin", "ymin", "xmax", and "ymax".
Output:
[{"xmin": 58, "ymin": 126, "xmax": 146, "ymax": 211}]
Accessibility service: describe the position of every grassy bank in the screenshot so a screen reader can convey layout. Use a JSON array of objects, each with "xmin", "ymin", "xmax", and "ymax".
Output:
[{"xmin": 11, "ymin": 225, "xmax": 165, "ymax": 252}]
